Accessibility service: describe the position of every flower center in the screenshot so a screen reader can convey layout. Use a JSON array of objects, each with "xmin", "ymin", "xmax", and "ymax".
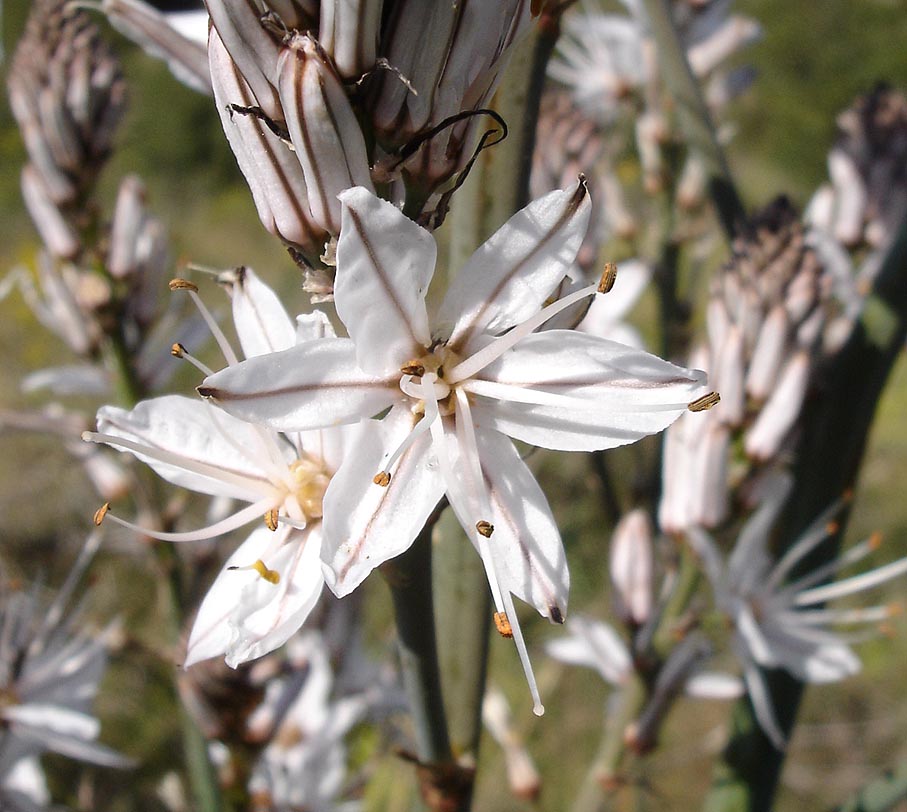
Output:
[
  {"xmin": 284, "ymin": 456, "xmax": 331, "ymax": 521},
  {"xmin": 399, "ymin": 344, "xmax": 463, "ymax": 414}
]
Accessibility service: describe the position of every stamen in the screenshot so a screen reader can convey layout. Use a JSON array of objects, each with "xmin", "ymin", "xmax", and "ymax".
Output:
[
  {"xmin": 794, "ymin": 555, "xmax": 907, "ymax": 606},
  {"xmin": 476, "ymin": 520, "xmax": 495, "ymax": 538},
  {"xmin": 171, "ymin": 343, "xmax": 215, "ymax": 377},
  {"xmin": 93, "ymin": 503, "xmax": 110, "ymax": 526},
  {"xmin": 494, "ymin": 611, "xmax": 513, "ymax": 637},
  {"xmin": 776, "ymin": 536, "xmax": 885, "ymax": 599},
  {"xmin": 265, "ymin": 508, "xmax": 279, "ymax": 531},
  {"xmin": 501, "ymin": 590, "xmax": 545, "ymax": 717},
  {"xmin": 96, "ymin": 498, "xmax": 274, "ymax": 542},
  {"xmin": 168, "ymin": 278, "xmax": 199, "ymax": 293},
  {"xmin": 688, "ymin": 392, "xmax": 721, "ymax": 412},
  {"xmin": 446, "ymin": 281, "xmax": 603, "ymax": 383},
  {"xmin": 461, "ymin": 379, "xmax": 699, "ymax": 413},
  {"xmin": 400, "ymin": 360, "xmax": 426, "ymax": 376},
  {"xmin": 169, "ymin": 277, "xmax": 239, "ymax": 366},
  {"xmin": 598, "ymin": 261, "xmax": 617, "ymax": 294},
  {"xmin": 228, "ymin": 559, "xmax": 281, "ymax": 584},
  {"xmin": 374, "ymin": 406, "xmax": 434, "ymax": 481}
]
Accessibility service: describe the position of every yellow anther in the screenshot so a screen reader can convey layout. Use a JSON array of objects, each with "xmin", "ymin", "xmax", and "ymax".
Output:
[
  {"xmin": 825, "ymin": 520, "xmax": 840, "ymax": 536},
  {"xmin": 228, "ymin": 559, "xmax": 281, "ymax": 584},
  {"xmin": 265, "ymin": 508, "xmax": 279, "ymax": 531},
  {"xmin": 93, "ymin": 502, "xmax": 110, "ymax": 526},
  {"xmin": 886, "ymin": 602, "xmax": 903, "ymax": 618},
  {"xmin": 170, "ymin": 343, "xmax": 186, "ymax": 358},
  {"xmin": 598, "ymin": 261, "xmax": 618, "ymax": 294},
  {"xmin": 168, "ymin": 278, "xmax": 199, "ymax": 292},
  {"xmin": 688, "ymin": 392, "xmax": 720, "ymax": 412},
  {"xmin": 373, "ymin": 472, "xmax": 391, "ymax": 487},
  {"xmin": 400, "ymin": 360, "xmax": 426, "ymax": 377},
  {"xmin": 869, "ymin": 531, "xmax": 883, "ymax": 550},
  {"xmin": 494, "ymin": 611, "xmax": 513, "ymax": 638},
  {"xmin": 476, "ymin": 520, "xmax": 495, "ymax": 538}
]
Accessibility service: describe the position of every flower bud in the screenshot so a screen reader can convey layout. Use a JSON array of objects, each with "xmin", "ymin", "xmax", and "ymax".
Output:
[
  {"xmin": 206, "ymin": 0, "xmax": 283, "ymax": 121},
  {"xmin": 746, "ymin": 304, "xmax": 788, "ymax": 400},
  {"xmin": 20, "ymin": 164, "xmax": 81, "ymax": 259},
  {"xmin": 609, "ymin": 509, "xmax": 654, "ymax": 626},
  {"xmin": 102, "ymin": 0, "xmax": 211, "ymax": 94},
  {"xmin": 482, "ymin": 687, "xmax": 541, "ymax": 801},
  {"xmin": 319, "ymin": 0, "xmax": 383, "ymax": 80},
  {"xmin": 745, "ymin": 350, "xmax": 810, "ymax": 461},
  {"xmin": 210, "ymin": 29, "xmax": 328, "ymax": 257},
  {"xmin": 276, "ymin": 33, "xmax": 374, "ymax": 234},
  {"xmin": 108, "ymin": 175, "xmax": 150, "ymax": 279}
]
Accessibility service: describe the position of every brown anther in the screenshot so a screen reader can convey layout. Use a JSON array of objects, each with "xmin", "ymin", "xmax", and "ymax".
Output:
[
  {"xmin": 93, "ymin": 503, "xmax": 110, "ymax": 526},
  {"xmin": 373, "ymin": 471, "xmax": 391, "ymax": 487},
  {"xmin": 825, "ymin": 520, "xmax": 840, "ymax": 536},
  {"xmin": 264, "ymin": 508, "xmax": 279, "ymax": 531},
  {"xmin": 688, "ymin": 392, "xmax": 720, "ymax": 412},
  {"xmin": 879, "ymin": 622, "xmax": 895, "ymax": 639},
  {"xmin": 598, "ymin": 261, "xmax": 617, "ymax": 294},
  {"xmin": 869, "ymin": 530, "xmax": 883, "ymax": 550},
  {"xmin": 494, "ymin": 611, "xmax": 513, "ymax": 638},
  {"xmin": 476, "ymin": 520, "xmax": 494, "ymax": 538},
  {"xmin": 170, "ymin": 343, "xmax": 186, "ymax": 358},
  {"xmin": 168, "ymin": 278, "xmax": 199, "ymax": 292},
  {"xmin": 400, "ymin": 360, "xmax": 426, "ymax": 377},
  {"xmin": 886, "ymin": 602, "xmax": 903, "ymax": 618}
]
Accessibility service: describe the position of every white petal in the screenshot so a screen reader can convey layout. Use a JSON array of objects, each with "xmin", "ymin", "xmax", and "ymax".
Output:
[
  {"xmin": 761, "ymin": 624, "xmax": 860, "ymax": 684},
  {"xmin": 2, "ymin": 705, "xmax": 98, "ymax": 741},
  {"xmin": 545, "ymin": 616, "xmax": 631, "ymax": 685},
  {"xmin": 438, "ymin": 181, "xmax": 591, "ymax": 354},
  {"xmin": 199, "ymin": 339, "xmax": 399, "ymax": 432},
  {"xmin": 229, "ymin": 267, "xmax": 296, "ymax": 358},
  {"xmin": 684, "ymin": 671, "xmax": 744, "ymax": 700},
  {"xmin": 469, "ymin": 332, "xmax": 707, "ymax": 451},
  {"xmin": 335, "ymin": 188, "xmax": 433, "ymax": 374},
  {"xmin": 95, "ymin": 395, "xmax": 274, "ymax": 500},
  {"xmin": 225, "ymin": 527, "xmax": 326, "ymax": 667},
  {"xmin": 185, "ymin": 526, "xmax": 288, "ymax": 666},
  {"xmin": 321, "ymin": 409, "xmax": 446, "ymax": 596},
  {"xmin": 742, "ymin": 664, "xmax": 786, "ymax": 751},
  {"xmin": 295, "ymin": 310, "xmax": 336, "ymax": 342},
  {"xmin": 472, "ymin": 429, "xmax": 569, "ymax": 622}
]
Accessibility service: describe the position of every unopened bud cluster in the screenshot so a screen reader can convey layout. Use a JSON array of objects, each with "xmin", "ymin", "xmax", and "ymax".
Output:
[
  {"xmin": 207, "ymin": 0, "xmax": 533, "ymax": 266},
  {"xmin": 661, "ymin": 198, "xmax": 841, "ymax": 532},
  {"xmin": 7, "ymin": 0, "xmax": 126, "ymax": 260},
  {"xmin": 808, "ymin": 85, "xmax": 907, "ymax": 250}
]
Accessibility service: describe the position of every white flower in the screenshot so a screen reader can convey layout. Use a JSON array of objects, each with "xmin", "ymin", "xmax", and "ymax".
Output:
[
  {"xmin": 85, "ymin": 269, "xmax": 358, "ymax": 667},
  {"xmin": 199, "ymin": 183, "xmax": 711, "ymax": 712},
  {"xmin": 247, "ymin": 632, "xmax": 367, "ymax": 812},
  {"xmin": 686, "ymin": 479, "xmax": 907, "ymax": 749},
  {"xmin": 0, "ymin": 533, "xmax": 129, "ymax": 792}
]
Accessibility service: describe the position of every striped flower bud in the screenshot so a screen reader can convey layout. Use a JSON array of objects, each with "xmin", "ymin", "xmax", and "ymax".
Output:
[
  {"xmin": 276, "ymin": 32, "xmax": 374, "ymax": 235},
  {"xmin": 210, "ymin": 29, "xmax": 328, "ymax": 257},
  {"xmin": 319, "ymin": 0, "xmax": 384, "ymax": 80},
  {"xmin": 609, "ymin": 509, "xmax": 654, "ymax": 627}
]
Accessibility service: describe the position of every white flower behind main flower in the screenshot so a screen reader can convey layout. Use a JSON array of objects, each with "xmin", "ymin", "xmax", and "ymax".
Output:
[
  {"xmin": 686, "ymin": 478, "xmax": 907, "ymax": 749},
  {"xmin": 198, "ymin": 182, "xmax": 713, "ymax": 713},
  {"xmin": 85, "ymin": 268, "xmax": 358, "ymax": 667}
]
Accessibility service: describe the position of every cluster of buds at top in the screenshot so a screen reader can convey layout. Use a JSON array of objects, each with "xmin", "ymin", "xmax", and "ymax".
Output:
[
  {"xmin": 205, "ymin": 0, "xmax": 533, "ymax": 266},
  {"xmin": 7, "ymin": 0, "xmax": 126, "ymax": 260},
  {"xmin": 807, "ymin": 85, "xmax": 907, "ymax": 250},
  {"xmin": 660, "ymin": 198, "xmax": 843, "ymax": 532}
]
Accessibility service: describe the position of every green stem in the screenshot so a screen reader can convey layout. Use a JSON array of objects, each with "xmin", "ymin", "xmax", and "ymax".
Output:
[
  {"xmin": 386, "ymin": 521, "xmax": 453, "ymax": 765},
  {"xmin": 639, "ymin": 0, "xmax": 745, "ymax": 239},
  {"xmin": 704, "ymin": 219, "xmax": 907, "ymax": 812}
]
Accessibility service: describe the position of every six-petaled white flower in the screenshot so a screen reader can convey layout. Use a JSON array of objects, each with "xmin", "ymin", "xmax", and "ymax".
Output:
[
  {"xmin": 85, "ymin": 269, "xmax": 359, "ymax": 667},
  {"xmin": 686, "ymin": 477, "xmax": 907, "ymax": 749},
  {"xmin": 197, "ymin": 182, "xmax": 712, "ymax": 712}
]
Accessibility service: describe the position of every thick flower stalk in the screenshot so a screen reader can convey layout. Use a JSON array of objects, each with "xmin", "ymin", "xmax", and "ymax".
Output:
[
  {"xmin": 686, "ymin": 479, "xmax": 907, "ymax": 749},
  {"xmin": 198, "ymin": 181, "xmax": 714, "ymax": 712},
  {"xmin": 85, "ymin": 268, "xmax": 358, "ymax": 667}
]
